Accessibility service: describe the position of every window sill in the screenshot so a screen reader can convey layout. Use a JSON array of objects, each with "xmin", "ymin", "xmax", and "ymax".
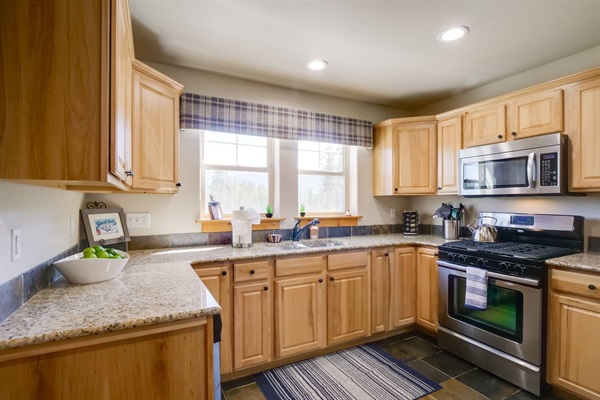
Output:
[
  {"xmin": 196, "ymin": 218, "xmax": 285, "ymax": 233},
  {"xmin": 294, "ymin": 215, "xmax": 362, "ymax": 227}
]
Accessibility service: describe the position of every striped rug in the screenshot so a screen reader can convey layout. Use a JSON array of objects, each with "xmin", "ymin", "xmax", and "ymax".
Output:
[{"xmin": 255, "ymin": 344, "xmax": 441, "ymax": 400}]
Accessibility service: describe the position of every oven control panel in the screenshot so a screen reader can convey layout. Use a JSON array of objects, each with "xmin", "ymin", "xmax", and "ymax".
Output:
[
  {"xmin": 438, "ymin": 251, "xmax": 543, "ymax": 280},
  {"xmin": 540, "ymin": 152, "xmax": 558, "ymax": 187}
]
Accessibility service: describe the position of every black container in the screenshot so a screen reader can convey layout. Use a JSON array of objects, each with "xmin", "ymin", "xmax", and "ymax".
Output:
[{"xmin": 402, "ymin": 211, "xmax": 419, "ymax": 235}]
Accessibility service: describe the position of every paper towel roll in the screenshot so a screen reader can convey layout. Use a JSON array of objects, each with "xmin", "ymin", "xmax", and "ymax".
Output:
[{"xmin": 232, "ymin": 208, "xmax": 261, "ymax": 246}]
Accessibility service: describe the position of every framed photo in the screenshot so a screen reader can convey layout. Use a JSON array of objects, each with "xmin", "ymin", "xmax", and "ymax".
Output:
[{"xmin": 81, "ymin": 208, "xmax": 131, "ymax": 246}]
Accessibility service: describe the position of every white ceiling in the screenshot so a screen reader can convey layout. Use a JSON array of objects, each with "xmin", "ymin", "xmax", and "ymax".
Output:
[{"xmin": 129, "ymin": 0, "xmax": 600, "ymax": 110}]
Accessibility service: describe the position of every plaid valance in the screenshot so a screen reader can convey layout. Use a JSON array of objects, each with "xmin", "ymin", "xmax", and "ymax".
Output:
[{"xmin": 180, "ymin": 93, "xmax": 373, "ymax": 147}]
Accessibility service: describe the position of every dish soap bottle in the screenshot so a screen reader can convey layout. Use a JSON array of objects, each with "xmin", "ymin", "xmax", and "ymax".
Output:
[{"xmin": 310, "ymin": 225, "xmax": 319, "ymax": 240}]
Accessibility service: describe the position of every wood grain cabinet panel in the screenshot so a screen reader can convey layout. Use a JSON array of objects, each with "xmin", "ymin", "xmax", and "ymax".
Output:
[
  {"xmin": 507, "ymin": 89, "xmax": 563, "ymax": 140},
  {"xmin": 566, "ymin": 77, "xmax": 600, "ymax": 192},
  {"xmin": 416, "ymin": 247, "xmax": 438, "ymax": 333},
  {"xmin": 371, "ymin": 249, "xmax": 390, "ymax": 334},
  {"xmin": 436, "ymin": 116, "xmax": 463, "ymax": 194},
  {"xmin": 391, "ymin": 247, "xmax": 417, "ymax": 329},
  {"xmin": 464, "ymin": 104, "xmax": 506, "ymax": 148}
]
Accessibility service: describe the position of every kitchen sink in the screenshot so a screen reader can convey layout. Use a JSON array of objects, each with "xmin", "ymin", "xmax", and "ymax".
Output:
[{"xmin": 278, "ymin": 240, "xmax": 346, "ymax": 250}]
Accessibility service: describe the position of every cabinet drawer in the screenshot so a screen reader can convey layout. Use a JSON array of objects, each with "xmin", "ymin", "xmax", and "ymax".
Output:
[
  {"xmin": 551, "ymin": 268, "xmax": 600, "ymax": 301},
  {"xmin": 234, "ymin": 260, "xmax": 269, "ymax": 283},
  {"xmin": 328, "ymin": 251, "xmax": 368, "ymax": 271},
  {"xmin": 275, "ymin": 256, "xmax": 325, "ymax": 278}
]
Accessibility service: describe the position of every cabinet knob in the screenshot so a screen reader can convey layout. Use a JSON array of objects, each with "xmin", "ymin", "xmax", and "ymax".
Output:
[
  {"xmin": 125, "ymin": 170, "xmax": 134, "ymax": 177},
  {"xmin": 384, "ymin": 253, "xmax": 389, "ymax": 257},
  {"xmin": 319, "ymin": 278, "xmax": 323, "ymax": 283},
  {"xmin": 511, "ymin": 131, "xmax": 517, "ymax": 137},
  {"xmin": 176, "ymin": 182, "xmax": 182, "ymax": 187},
  {"xmin": 221, "ymin": 271, "xmax": 227, "ymax": 276},
  {"xmin": 330, "ymin": 277, "xmax": 335, "ymax": 281},
  {"xmin": 589, "ymin": 284, "xmax": 596, "ymax": 290},
  {"xmin": 497, "ymin": 134, "xmax": 503, "ymax": 139},
  {"xmin": 434, "ymin": 253, "xmax": 439, "ymax": 257},
  {"xmin": 250, "ymin": 269, "xmax": 255, "ymax": 275},
  {"xmin": 394, "ymin": 188, "xmax": 398, "ymax": 192},
  {"xmin": 437, "ymin": 187, "xmax": 442, "ymax": 190},
  {"xmin": 263, "ymin": 286, "xmax": 269, "ymax": 291}
]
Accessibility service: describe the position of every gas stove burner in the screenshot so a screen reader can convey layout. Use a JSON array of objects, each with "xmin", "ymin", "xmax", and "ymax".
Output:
[{"xmin": 442, "ymin": 240, "xmax": 576, "ymax": 261}]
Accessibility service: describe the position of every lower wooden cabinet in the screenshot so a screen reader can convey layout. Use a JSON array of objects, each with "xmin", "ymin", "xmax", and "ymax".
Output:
[
  {"xmin": 327, "ymin": 251, "xmax": 370, "ymax": 345},
  {"xmin": 416, "ymin": 247, "xmax": 439, "ymax": 332},
  {"xmin": 391, "ymin": 247, "xmax": 417, "ymax": 328},
  {"xmin": 233, "ymin": 260, "xmax": 273, "ymax": 370},
  {"xmin": 371, "ymin": 249, "xmax": 390, "ymax": 334},
  {"xmin": 274, "ymin": 256, "xmax": 326, "ymax": 359},
  {"xmin": 194, "ymin": 262, "xmax": 232, "ymax": 374},
  {"xmin": 548, "ymin": 268, "xmax": 600, "ymax": 400}
]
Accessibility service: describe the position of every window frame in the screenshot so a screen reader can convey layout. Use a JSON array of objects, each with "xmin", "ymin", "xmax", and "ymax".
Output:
[
  {"xmin": 297, "ymin": 142, "xmax": 349, "ymax": 215},
  {"xmin": 199, "ymin": 131, "xmax": 274, "ymax": 219}
]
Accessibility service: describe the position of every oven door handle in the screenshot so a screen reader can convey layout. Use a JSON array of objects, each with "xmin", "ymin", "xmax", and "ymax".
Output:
[
  {"xmin": 527, "ymin": 152, "xmax": 536, "ymax": 188},
  {"xmin": 437, "ymin": 260, "xmax": 541, "ymax": 287}
]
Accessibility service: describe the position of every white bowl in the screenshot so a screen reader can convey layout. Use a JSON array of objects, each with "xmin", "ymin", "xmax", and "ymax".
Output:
[{"xmin": 54, "ymin": 250, "xmax": 129, "ymax": 284}]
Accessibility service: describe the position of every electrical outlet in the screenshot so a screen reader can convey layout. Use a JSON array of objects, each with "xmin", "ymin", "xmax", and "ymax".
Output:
[
  {"xmin": 126, "ymin": 212, "xmax": 151, "ymax": 229},
  {"xmin": 11, "ymin": 229, "xmax": 22, "ymax": 261},
  {"xmin": 70, "ymin": 216, "xmax": 76, "ymax": 238},
  {"xmin": 390, "ymin": 208, "xmax": 397, "ymax": 219}
]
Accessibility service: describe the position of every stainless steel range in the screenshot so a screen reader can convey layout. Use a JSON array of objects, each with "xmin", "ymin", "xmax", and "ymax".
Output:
[{"xmin": 437, "ymin": 212, "xmax": 584, "ymax": 396}]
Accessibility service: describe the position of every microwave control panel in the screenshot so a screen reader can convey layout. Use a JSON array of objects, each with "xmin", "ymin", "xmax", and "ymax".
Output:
[{"xmin": 540, "ymin": 152, "xmax": 558, "ymax": 186}]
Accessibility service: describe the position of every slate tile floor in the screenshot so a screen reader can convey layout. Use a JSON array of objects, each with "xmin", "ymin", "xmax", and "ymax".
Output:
[{"xmin": 221, "ymin": 331, "xmax": 560, "ymax": 400}]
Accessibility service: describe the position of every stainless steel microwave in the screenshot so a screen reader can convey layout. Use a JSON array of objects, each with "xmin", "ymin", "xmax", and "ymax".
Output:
[{"xmin": 458, "ymin": 133, "xmax": 568, "ymax": 197}]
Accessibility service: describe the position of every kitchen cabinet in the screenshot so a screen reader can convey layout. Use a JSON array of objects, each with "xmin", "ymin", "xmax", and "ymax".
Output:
[
  {"xmin": 371, "ymin": 249, "xmax": 390, "ymax": 334},
  {"xmin": 547, "ymin": 268, "xmax": 600, "ymax": 400},
  {"xmin": 373, "ymin": 117, "xmax": 437, "ymax": 196},
  {"xmin": 507, "ymin": 89, "xmax": 563, "ymax": 140},
  {"xmin": 0, "ymin": 317, "xmax": 214, "ymax": 400},
  {"xmin": 0, "ymin": 0, "xmax": 132, "ymax": 190},
  {"xmin": 232, "ymin": 260, "xmax": 273, "ymax": 370},
  {"xmin": 274, "ymin": 256, "xmax": 326, "ymax": 359},
  {"xmin": 327, "ymin": 251, "xmax": 370, "ymax": 345},
  {"xmin": 416, "ymin": 247, "xmax": 439, "ymax": 333},
  {"xmin": 391, "ymin": 247, "xmax": 417, "ymax": 329},
  {"xmin": 436, "ymin": 115, "xmax": 463, "ymax": 194},
  {"xmin": 464, "ymin": 104, "xmax": 506, "ymax": 148},
  {"xmin": 566, "ymin": 76, "xmax": 600, "ymax": 192},
  {"xmin": 131, "ymin": 60, "xmax": 183, "ymax": 193},
  {"xmin": 194, "ymin": 262, "xmax": 233, "ymax": 374}
]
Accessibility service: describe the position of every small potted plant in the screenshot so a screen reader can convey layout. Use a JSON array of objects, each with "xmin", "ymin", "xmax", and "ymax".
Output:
[
  {"xmin": 265, "ymin": 204, "xmax": 273, "ymax": 218},
  {"xmin": 299, "ymin": 203, "xmax": 306, "ymax": 217}
]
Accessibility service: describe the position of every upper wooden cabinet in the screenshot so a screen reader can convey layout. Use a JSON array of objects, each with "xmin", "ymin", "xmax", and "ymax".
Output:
[
  {"xmin": 131, "ymin": 61, "xmax": 183, "ymax": 193},
  {"xmin": 566, "ymin": 77, "xmax": 600, "ymax": 192},
  {"xmin": 373, "ymin": 117, "xmax": 437, "ymax": 196},
  {"xmin": 436, "ymin": 116, "xmax": 463, "ymax": 195},
  {"xmin": 0, "ymin": 0, "xmax": 129, "ymax": 190},
  {"xmin": 507, "ymin": 89, "xmax": 563, "ymax": 140},
  {"xmin": 464, "ymin": 104, "xmax": 506, "ymax": 148}
]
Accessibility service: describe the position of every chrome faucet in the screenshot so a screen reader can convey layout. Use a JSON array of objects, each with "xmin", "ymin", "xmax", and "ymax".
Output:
[{"xmin": 292, "ymin": 218, "xmax": 320, "ymax": 241}]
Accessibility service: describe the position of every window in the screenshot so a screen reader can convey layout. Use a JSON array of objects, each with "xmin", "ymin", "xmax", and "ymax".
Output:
[
  {"xmin": 200, "ymin": 131, "xmax": 272, "ymax": 216},
  {"xmin": 298, "ymin": 141, "xmax": 347, "ymax": 213}
]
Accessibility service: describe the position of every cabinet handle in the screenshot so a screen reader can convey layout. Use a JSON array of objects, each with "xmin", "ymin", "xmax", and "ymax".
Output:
[
  {"xmin": 434, "ymin": 253, "xmax": 439, "ymax": 257},
  {"xmin": 250, "ymin": 269, "xmax": 255, "ymax": 275},
  {"xmin": 125, "ymin": 170, "xmax": 134, "ymax": 177},
  {"xmin": 176, "ymin": 182, "xmax": 182, "ymax": 187},
  {"xmin": 319, "ymin": 278, "xmax": 323, "ymax": 283},
  {"xmin": 511, "ymin": 131, "xmax": 517, "ymax": 137},
  {"xmin": 589, "ymin": 284, "xmax": 597, "ymax": 290},
  {"xmin": 263, "ymin": 286, "xmax": 269, "ymax": 291},
  {"xmin": 497, "ymin": 134, "xmax": 503, "ymax": 139},
  {"xmin": 221, "ymin": 271, "xmax": 227, "ymax": 276},
  {"xmin": 330, "ymin": 277, "xmax": 335, "ymax": 281}
]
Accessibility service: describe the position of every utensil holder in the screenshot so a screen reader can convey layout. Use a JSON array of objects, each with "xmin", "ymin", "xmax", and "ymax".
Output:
[
  {"xmin": 402, "ymin": 211, "xmax": 419, "ymax": 235},
  {"xmin": 443, "ymin": 219, "xmax": 460, "ymax": 240}
]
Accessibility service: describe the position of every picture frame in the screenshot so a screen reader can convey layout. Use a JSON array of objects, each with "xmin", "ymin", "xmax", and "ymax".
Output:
[{"xmin": 81, "ymin": 207, "xmax": 131, "ymax": 246}]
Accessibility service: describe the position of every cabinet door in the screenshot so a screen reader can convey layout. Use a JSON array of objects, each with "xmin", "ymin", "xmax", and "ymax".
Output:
[
  {"xmin": 416, "ymin": 247, "xmax": 438, "ymax": 332},
  {"xmin": 508, "ymin": 89, "xmax": 563, "ymax": 140},
  {"xmin": 371, "ymin": 249, "xmax": 390, "ymax": 334},
  {"xmin": 275, "ymin": 275, "xmax": 326, "ymax": 359},
  {"xmin": 110, "ymin": 0, "xmax": 133, "ymax": 185},
  {"xmin": 328, "ymin": 268, "xmax": 370, "ymax": 345},
  {"xmin": 194, "ymin": 264, "xmax": 232, "ymax": 374},
  {"xmin": 393, "ymin": 122, "xmax": 437, "ymax": 194},
  {"xmin": 391, "ymin": 247, "xmax": 416, "ymax": 329},
  {"xmin": 567, "ymin": 77, "xmax": 600, "ymax": 191},
  {"xmin": 132, "ymin": 62, "xmax": 182, "ymax": 192},
  {"xmin": 437, "ymin": 116, "xmax": 462, "ymax": 194},
  {"xmin": 372, "ymin": 125, "xmax": 394, "ymax": 196},
  {"xmin": 548, "ymin": 293, "xmax": 600, "ymax": 400},
  {"xmin": 464, "ymin": 104, "xmax": 506, "ymax": 148},
  {"xmin": 233, "ymin": 281, "xmax": 272, "ymax": 370}
]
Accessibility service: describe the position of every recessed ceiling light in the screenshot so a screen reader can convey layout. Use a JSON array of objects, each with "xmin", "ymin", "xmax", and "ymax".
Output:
[
  {"xmin": 438, "ymin": 26, "xmax": 469, "ymax": 42},
  {"xmin": 306, "ymin": 60, "xmax": 328, "ymax": 71}
]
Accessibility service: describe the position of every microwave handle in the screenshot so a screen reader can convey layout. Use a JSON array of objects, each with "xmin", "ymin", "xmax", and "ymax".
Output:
[{"xmin": 527, "ymin": 152, "xmax": 536, "ymax": 188}]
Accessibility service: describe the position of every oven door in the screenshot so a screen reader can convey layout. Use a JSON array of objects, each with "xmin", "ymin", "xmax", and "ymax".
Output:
[{"xmin": 438, "ymin": 261, "xmax": 542, "ymax": 365}]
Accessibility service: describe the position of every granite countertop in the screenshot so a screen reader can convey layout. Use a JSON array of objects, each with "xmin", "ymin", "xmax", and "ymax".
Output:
[{"xmin": 1, "ymin": 233, "xmax": 596, "ymax": 352}]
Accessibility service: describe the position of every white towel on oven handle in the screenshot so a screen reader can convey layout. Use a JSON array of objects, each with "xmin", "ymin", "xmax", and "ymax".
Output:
[{"xmin": 465, "ymin": 267, "xmax": 488, "ymax": 310}]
